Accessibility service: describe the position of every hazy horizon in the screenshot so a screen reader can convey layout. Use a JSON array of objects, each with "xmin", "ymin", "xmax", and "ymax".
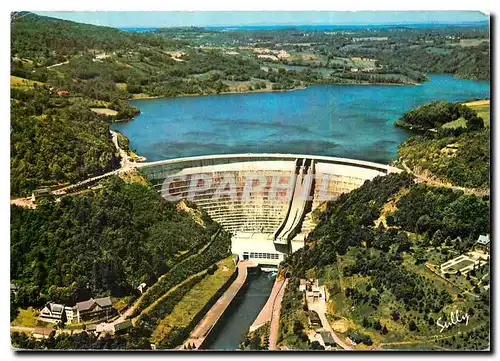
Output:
[{"xmin": 33, "ymin": 11, "xmax": 488, "ymax": 28}]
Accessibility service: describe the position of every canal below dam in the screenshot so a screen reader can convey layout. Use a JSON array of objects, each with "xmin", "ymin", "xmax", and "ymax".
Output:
[{"xmin": 203, "ymin": 270, "xmax": 276, "ymax": 350}]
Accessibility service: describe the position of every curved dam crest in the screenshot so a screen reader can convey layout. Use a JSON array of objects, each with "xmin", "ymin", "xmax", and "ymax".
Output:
[{"xmin": 137, "ymin": 153, "xmax": 401, "ymax": 264}]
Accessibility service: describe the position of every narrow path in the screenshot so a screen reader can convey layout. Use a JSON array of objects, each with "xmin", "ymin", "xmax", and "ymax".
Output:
[
  {"xmin": 135, "ymin": 229, "xmax": 220, "ymax": 315},
  {"xmin": 135, "ymin": 267, "xmax": 209, "ymax": 324},
  {"xmin": 46, "ymin": 60, "xmax": 69, "ymax": 69},
  {"xmin": 268, "ymin": 278, "xmax": 288, "ymax": 350},
  {"xmin": 399, "ymin": 160, "xmax": 488, "ymax": 197},
  {"xmin": 110, "ymin": 130, "xmax": 133, "ymax": 170},
  {"xmin": 10, "ymin": 325, "xmax": 84, "ymax": 335}
]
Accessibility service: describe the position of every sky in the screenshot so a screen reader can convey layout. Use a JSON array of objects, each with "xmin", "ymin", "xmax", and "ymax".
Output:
[{"xmin": 33, "ymin": 11, "xmax": 488, "ymax": 28}]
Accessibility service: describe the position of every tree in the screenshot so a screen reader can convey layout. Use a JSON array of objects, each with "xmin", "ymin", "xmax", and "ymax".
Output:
[
  {"xmin": 310, "ymin": 341, "xmax": 324, "ymax": 350},
  {"xmin": 409, "ymin": 320, "xmax": 417, "ymax": 332},
  {"xmin": 416, "ymin": 215, "xmax": 431, "ymax": 234},
  {"xmin": 382, "ymin": 325, "xmax": 388, "ymax": 335},
  {"xmin": 466, "ymin": 116, "xmax": 484, "ymax": 131},
  {"xmin": 362, "ymin": 317, "xmax": 371, "ymax": 328}
]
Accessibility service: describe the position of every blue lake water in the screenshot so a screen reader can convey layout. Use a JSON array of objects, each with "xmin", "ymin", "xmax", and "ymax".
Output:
[{"xmin": 113, "ymin": 74, "xmax": 489, "ymax": 164}]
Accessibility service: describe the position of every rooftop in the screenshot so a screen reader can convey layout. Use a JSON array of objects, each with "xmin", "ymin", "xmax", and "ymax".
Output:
[{"xmin": 477, "ymin": 234, "xmax": 490, "ymax": 245}]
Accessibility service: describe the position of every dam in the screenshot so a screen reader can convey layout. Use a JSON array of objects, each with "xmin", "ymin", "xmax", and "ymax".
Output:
[{"xmin": 137, "ymin": 153, "xmax": 401, "ymax": 265}]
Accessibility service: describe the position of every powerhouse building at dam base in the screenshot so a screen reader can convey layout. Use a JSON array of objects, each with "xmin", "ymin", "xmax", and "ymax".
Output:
[{"xmin": 137, "ymin": 153, "xmax": 401, "ymax": 266}]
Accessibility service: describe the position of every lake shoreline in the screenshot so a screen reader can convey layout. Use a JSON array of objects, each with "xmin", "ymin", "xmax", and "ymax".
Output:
[
  {"xmin": 112, "ymin": 74, "xmax": 489, "ymax": 165},
  {"xmin": 128, "ymin": 81, "xmax": 418, "ymax": 102}
]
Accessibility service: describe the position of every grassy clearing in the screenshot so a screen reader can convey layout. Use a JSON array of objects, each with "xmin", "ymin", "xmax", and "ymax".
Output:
[
  {"xmin": 151, "ymin": 256, "xmax": 236, "ymax": 342},
  {"xmin": 442, "ymin": 118, "xmax": 467, "ymax": 129},
  {"xmin": 11, "ymin": 307, "xmax": 39, "ymax": 327},
  {"xmin": 443, "ymin": 100, "xmax": 490, "ymax": 129},
  {"xmin": 90, "ymin": 108, "xmax": 118, "ymax": 116},
  {"xmin": 118, "ymin": 169, "xmax": 148, "ymax": 185},
  {"xmin": 10, "ymin": 75, "xmax": 44, "ymax": 88},
  {"xmin": 113, "ymin": 296, "xmax": 132, "ymax": 312},
  {"xmin": 458, "ymin": 39, "xmax": 489, "ymax": 47}
]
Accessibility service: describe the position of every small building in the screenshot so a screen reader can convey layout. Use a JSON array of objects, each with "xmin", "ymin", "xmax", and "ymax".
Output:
[
  {"xmin": 75, "ymin": 296, "xmax": 115, "ymax": 323},
  {"xmin": 308, "ymin": 310, "xmax": 322, "ymax": 328},
  {"xmin": 85, "ymin": 324, "xmax": 97, "ymax": 334},
  {"xmin": 31, "ymin": 188, "xmax": 52, "ymax": 202},
  {"xmin": 299, "ymin": 279, "xmax": 310, "ymax": 292},
  {"xmin": 93, "ymin": 53, "xmax": 111, "ymax": 62},
  {"xmin": 477, "ymin": 235, "xmax": 490, "ymax": 251},
  {"xmin": 137, "ymin": 282, "xmax": 147, "ymax": 294},
  {"xmin": 319, "ymin": 331, "xmax": 336, "ymax": 347},
  {"xmin": 56, "ymin": 89, "xmax": 70, "ymax": 96},
  {"xmin": 113, "ymin": 320, "xmax": 132, "ymax": 334},
  {"xmin": 305, "ymin": 279, "xmax": 326, "ymax": 302},
  {"xmin": 39, "ymin": 302, "xmax": 74, "ymax": 324}
]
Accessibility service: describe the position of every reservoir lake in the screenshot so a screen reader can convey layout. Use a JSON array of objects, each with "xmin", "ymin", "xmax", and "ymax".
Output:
[{"xmin": 112, "ymin": 74, "xmax": 489, "ymax": 164}]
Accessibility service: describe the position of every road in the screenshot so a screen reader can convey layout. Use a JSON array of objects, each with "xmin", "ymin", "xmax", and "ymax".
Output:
[
  {"xmin": 46, "ymin": 60, "xmax": 69, "ymax": 69},
  {"xmin": 307, "ymin": 300, "xmax": 352, "ymax": 350},
  {"xmin": 52, "ymin": 130, "xmax": 135, "ymax": 196},
  {"xmin": 110, "ymin": 130, "xmax": 134, "ymax": 170},
  {"xmin": 10, "ymin": 325, "xmax": 84, "ymax": 336},
  {"xmin": 400, "ymin": 160, "xmax": 488, "ymax": 197},
  {"xmin": 268, "ymin": 278, "xmax": 288, "ymax": 350}
]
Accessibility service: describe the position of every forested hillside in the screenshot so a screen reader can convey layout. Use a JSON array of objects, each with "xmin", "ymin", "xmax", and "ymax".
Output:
[
  {"xmin": 280, "ymin": 173, "xmax": 490, "ymax": 350},
  {"xmin": 11, "ymin": 12, "xmax": 183, "ymax": 66},
  {"xmin": 396, "ymin": 100, "xmax": 490, "ymax": 189},
  {"xmin": 11, "ymin": 87, "xmax": 121, "ymax": 196},
  {"xmin": 10, "ymin": 177, "xmax": 231, "ymax": 310},
  {"xmin": 394, "ymin": 100, "xmax": 484, "ymax": 131}
]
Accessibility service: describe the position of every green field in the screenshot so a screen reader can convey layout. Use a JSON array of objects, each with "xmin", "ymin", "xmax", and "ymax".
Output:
[
  {"xmin": 152, "ymin": 256, "xmax": 236, "ymax": 342},
  {"xmin": 10, "ymin": 75, "xmax": 43, "ymax": 88},
  {"xmin": 442, "ymin": 100, "xmax": 490, "ymax": 128}
]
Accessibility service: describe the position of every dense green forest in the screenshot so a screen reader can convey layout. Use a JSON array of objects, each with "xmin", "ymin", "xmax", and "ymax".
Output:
[
  {"xmin": 10, "ymin": 177, "xmax": 230, "ymax": 311},
  {"xmin": 398, "ymin": 129, "xmax": 490, "ymax": 189},
  {"xmin": 396, "ymin": 100, "xmax": 490, "ymax": 189},
  {"xmin": 280, "ymin": 173, "xmax": 490, "ymax": 350},
  {"xmin": 11, "ymin": 87, "xmax": 121, "ymax": 196},
  {"xmin": 11, "ymin": 329, "xmax": 152, "ymax": 350},
  {"xmin": 11, "ymin": 12, "xmax": 184, "ymax": 66},
  {"xmin": 394, "ymin": 100, "xmax": 484, "ymax": 130}
]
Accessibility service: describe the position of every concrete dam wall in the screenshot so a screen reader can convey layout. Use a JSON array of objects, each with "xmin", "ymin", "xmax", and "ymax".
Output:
[{"xmin": 138, "ymin": 154, "xmax": 401, "ymax": 265}]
